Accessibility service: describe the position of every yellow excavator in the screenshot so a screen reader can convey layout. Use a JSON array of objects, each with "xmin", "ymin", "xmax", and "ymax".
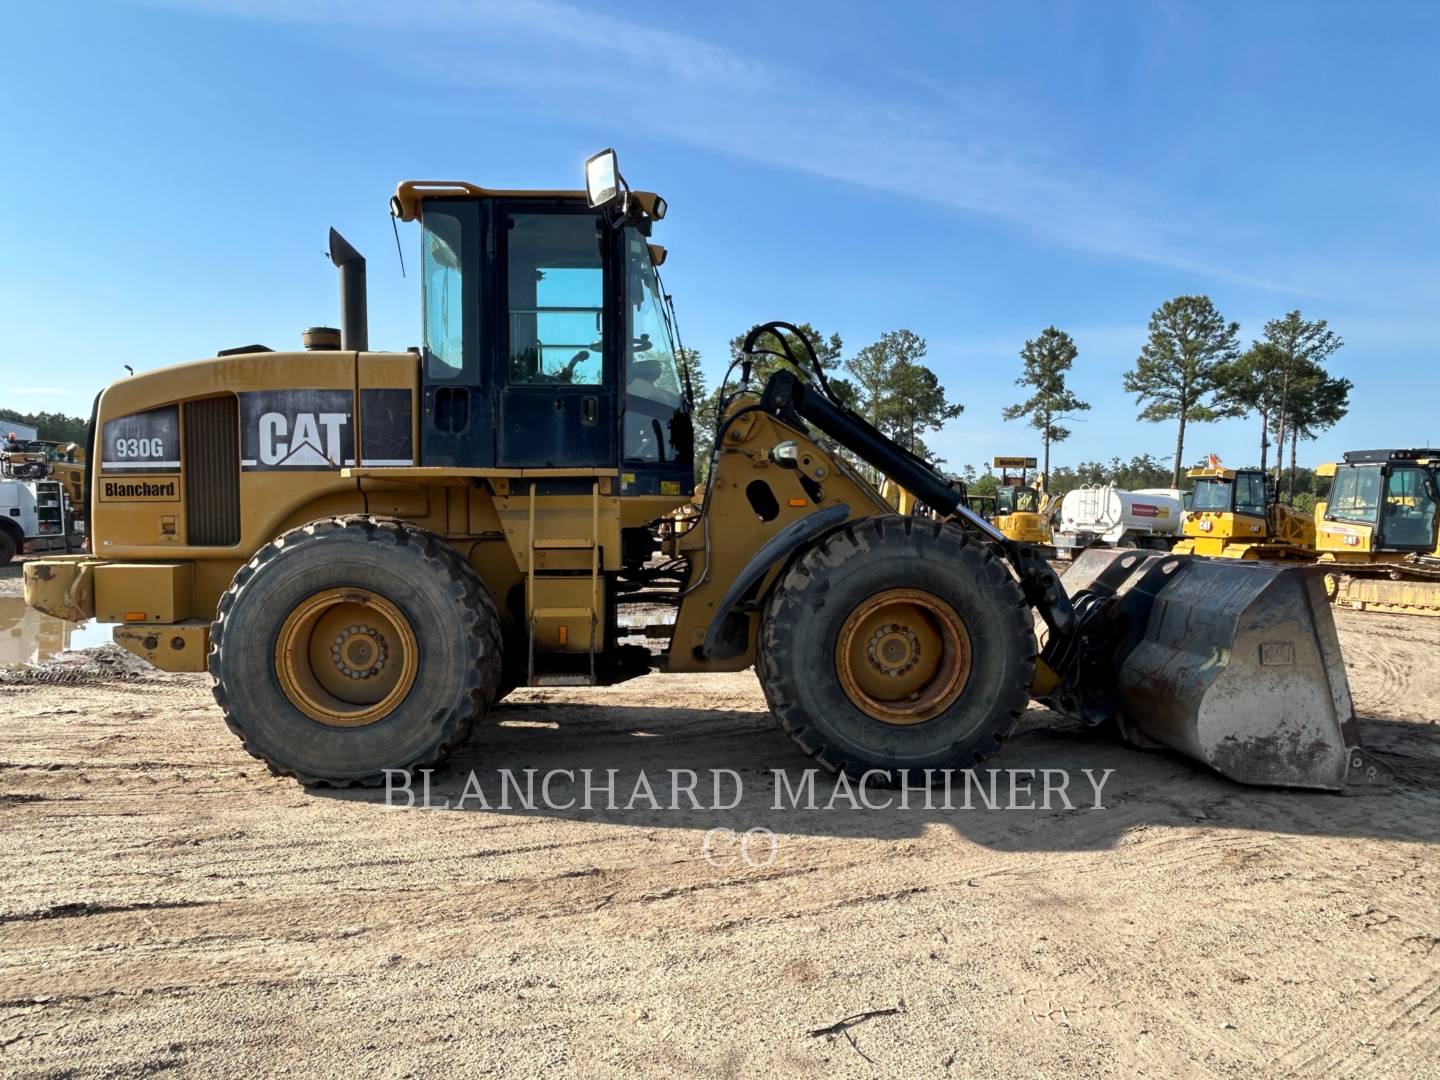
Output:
[
  {"xmin": 992, "ymin": 456, "xmax": 1053, "ymax": 547},
  {"xmin": 1315, "ymin": 449, "xmax": 1440, "ymax": 616},
  {"xmin": 21, "ymin": 150, "xmax": 1381, "ymax": 793},
  {"xmin": 1172, "ymin": 464, "xmax": 1315, "ymax": 560}
]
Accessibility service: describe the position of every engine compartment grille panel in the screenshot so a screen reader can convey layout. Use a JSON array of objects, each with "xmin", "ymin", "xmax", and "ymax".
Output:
[{"xmin": 184, "ymin": 396, "xmax": 240, "ymax": 546}]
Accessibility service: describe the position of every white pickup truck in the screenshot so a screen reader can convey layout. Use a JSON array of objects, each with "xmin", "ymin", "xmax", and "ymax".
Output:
[{"xmin": 0, "ymin": 478, "xmax": 71, "ymax": 566}]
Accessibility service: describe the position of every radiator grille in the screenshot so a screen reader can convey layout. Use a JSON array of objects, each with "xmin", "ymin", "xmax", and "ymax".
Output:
[{"xmin": 184, "ymin": 396, "xmax": 240, "ymax": 546}]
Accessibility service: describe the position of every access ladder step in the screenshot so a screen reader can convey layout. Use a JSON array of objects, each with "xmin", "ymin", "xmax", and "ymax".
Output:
[
  {"xmin": 533, "ymin": 537, "xmax": 595, "ymax": 550},
  {"xmin": 530, "ymin": 607, "xmax": 595, "ymax": 620},
  {"xmin": 528, "ymin": 673, "xmax": 597, "ymax": 687}
]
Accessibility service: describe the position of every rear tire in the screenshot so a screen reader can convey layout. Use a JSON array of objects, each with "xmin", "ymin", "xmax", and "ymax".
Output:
[
  {"xmin": 210, "ymin": 516, "xmax": 502, "ymax": 786},
  {"xmin": 0, "ymin": 528, "xmax": 17, "ymax": 568},
  {"xmin": 757, "ymin": 516, "xmax": 1034, "ymax": 782}
]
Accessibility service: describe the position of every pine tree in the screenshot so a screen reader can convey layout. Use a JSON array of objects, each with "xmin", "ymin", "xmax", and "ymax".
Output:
[
  {"xmin": 1121, "ymin": 296, "xmax": 1241, "ymax": 488},
  {"xmin": 1259, "ymin": 311, "xmax": 1343, "ymax": 493},
  {"xmin": 1001, "ymin": 327, "xmax": 1090, "ymax": 478},
  {"xmin": 847, "ymin": 330, "xmax": 962, "ymax": 466},
  {"xmin": 1217, "ymin": 342, "xmax": 1288, "ymax": 474}
]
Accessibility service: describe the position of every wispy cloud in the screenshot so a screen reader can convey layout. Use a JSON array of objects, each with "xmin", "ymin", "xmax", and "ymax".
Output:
[{"xmin": 155, "ymin": 0, "xmax": 1302, "ymax": 292}]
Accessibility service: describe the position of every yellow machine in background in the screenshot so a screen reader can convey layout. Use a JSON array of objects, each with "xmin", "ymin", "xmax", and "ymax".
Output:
[
  {"xmin": 47, "ymin": 443, "xmax": 86, "ymax": 510},
  {"xmin": 1172, "ymin": 465, "xmax": 1315, "ymax": 560},
  {"xmin": 1315, "ymin": 449, "xmax": 1440, "ymax": 616},
  {"xmin": 992, "ymin": 456, "xmax": 1052, "ymax": 547},
  {"xmin": 878, "ymin": 477, "xmax": 918, "ymax": 515}
]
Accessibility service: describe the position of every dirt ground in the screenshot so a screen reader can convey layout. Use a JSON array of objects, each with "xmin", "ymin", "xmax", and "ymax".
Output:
[{"xmin": 1, "ymin": 557, "xmax": 1437, "ymax": 1077}]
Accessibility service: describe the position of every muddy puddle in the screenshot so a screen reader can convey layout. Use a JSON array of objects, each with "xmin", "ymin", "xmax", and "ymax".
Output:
[{"xmin": 0, "ymin": 596, "xmax": 114, "ymax": 669}]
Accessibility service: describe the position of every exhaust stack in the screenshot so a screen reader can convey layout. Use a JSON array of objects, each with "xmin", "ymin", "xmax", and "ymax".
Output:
[{"xmin": 327, "ymin": 228, "xmax": 368, "ymax": 352}]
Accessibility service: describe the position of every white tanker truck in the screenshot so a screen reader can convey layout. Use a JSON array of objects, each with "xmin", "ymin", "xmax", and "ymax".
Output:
[{"xmin": 1051, "ymin": 484, "xmax": 1186, "ymax": 558}]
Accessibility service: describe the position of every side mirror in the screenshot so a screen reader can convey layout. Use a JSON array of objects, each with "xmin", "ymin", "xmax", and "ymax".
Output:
[{"xmin": 585, "ymin": 148, "xmax": 625, "ymax": 209}]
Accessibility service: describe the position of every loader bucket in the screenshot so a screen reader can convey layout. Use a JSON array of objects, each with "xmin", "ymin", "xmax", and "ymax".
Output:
[{"xmin": 1042, "ymin": 549, "xmax": 1387, "ymax": 792}]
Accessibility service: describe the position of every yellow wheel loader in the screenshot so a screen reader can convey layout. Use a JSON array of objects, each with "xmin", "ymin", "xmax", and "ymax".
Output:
[
  {"xmin": 23, "ymin": 150, "xmax": 1382, "ymax": 792},
  {"xmin": 1315, "ymin": 449, "xmax": 1440, "ymax": 616},
  {"xmin": 1172, "ymin": 465, "xmax": 1316, "ymax": 561}
]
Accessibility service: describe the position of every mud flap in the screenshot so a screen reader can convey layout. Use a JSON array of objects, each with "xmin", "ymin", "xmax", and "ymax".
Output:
[{"xmin": 1039, "ymin": 549, "xmax": 1390, "ymax": 792}]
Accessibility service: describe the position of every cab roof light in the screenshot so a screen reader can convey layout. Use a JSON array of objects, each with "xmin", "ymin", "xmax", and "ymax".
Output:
[{"xmin": 1342, "ymin": 448, "xmax": 1440, "ymax": 464}]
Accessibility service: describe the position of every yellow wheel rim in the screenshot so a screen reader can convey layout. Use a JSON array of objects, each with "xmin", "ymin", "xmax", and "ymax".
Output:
[
  {"xmin": 275, "ymin": 588, "xmax": 420, "ymax": 728},
  {"xmin": 836, "ymin": 588, "xmax": 972, "ymax": 725}
]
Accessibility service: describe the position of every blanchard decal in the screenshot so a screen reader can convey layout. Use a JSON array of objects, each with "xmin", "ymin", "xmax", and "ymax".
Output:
[
  {"xmin": 240, "ymin": 389, "xmax": 355, "ymax": 471},
  {"xmin": 99, "ymin": 477, "xmax": 180, "ymax": 502},
  {"xmin": 101, "ymin": 405, "xmax": 180, "ymax": 474},
  {"xmin": 360, "ymin": 388, "xmax": 414, "ymax": 466}
]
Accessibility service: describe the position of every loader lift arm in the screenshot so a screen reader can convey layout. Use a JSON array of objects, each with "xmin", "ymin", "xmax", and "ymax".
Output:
[{"xmin": 754, "ymin": 364, "xmax": 1076, "ymax": 641}]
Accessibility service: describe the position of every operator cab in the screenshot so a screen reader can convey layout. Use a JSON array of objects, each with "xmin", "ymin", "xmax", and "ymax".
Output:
[
  {"xmin": 995, "ymin": 485, "xmax": 1039, "ymax": 515},
  {"xmin": 1325, "ymin": 449, "xmax": 1440, "ymax": 550},
  {"xmin": 1188, "ymin": 468, "xmax": 1268, "ymax": 518},
  {"xmin": 391, "ymin": 150, "xmax": 692, "ymax": 496},
  {"xmin": 992, "ymin": 455, "xmax": 1042, "ymax": 516}
]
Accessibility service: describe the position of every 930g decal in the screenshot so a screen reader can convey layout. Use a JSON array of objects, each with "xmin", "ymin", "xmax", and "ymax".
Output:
[{"xmin": 101, "ymin": 405, "xmax": 180, "ymax": 474}]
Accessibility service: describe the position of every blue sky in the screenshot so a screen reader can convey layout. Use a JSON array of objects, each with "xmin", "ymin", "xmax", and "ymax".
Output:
[{"xmin": 2, "ymin": 1, "xmax": 1436, "ymax": 474}]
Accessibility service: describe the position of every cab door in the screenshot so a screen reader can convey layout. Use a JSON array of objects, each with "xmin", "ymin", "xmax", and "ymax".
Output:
[{"xmin": 494, "ymin": 204, "xmax": 617, "ymax": 468}]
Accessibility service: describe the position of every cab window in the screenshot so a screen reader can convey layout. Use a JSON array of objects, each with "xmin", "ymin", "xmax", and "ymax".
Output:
[
  {"xmin": 1381, "ymin": 466, "xmax": 1438, "ymax": 548},
  {"xmin": 622, "ymin": 228, "xmax": 687, "ymax": 462},
  {"xmin": 1328, "ymin": 467, "xmax": 1381, "ymax": 524},
  {"xmin": 422, "ymin": 204, "xmax": 472, "ymax": 381},
  {"xmin": 1235, "ymin": 472, "xmax": 1267, "ymax": 516},
  {"xmin": 1190, "ymin": 478, "xmax": 1232, "ymax": 512},
  {"xmin": 506, "ymin": 213, "xmax": 605, "ymax": 386}
]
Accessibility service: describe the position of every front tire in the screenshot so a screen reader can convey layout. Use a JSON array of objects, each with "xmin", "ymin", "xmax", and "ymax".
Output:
[
  {"xmin": 210, "ymin": 517, "xmax": 502, "ymax": 786},
  {"xmin": 757, "ymin": 516, "xmax": 1035, "ymax": 782}
]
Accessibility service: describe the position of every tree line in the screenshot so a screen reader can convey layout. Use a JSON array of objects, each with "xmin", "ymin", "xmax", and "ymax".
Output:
[
  {"xmin": 0, "ymin": 408, "xmax": 89, "ymax": 444},
  {"xmin": 999, "ymin": 298, "xmax": 1351, "ymax": 498},
  {"xmin": 682, "ymin": 299, "xmax": 1351, "ymax": 507}
]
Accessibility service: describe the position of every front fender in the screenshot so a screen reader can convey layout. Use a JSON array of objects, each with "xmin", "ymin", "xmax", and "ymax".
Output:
[{"xmin": 697, "ymin": 503, "xmax": 850, "ymax": 659}]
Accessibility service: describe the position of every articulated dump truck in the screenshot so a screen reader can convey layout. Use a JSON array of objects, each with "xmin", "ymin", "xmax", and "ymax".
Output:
[{"xmin": 24, "ymin": 150, "xmax": 1385, "ymax": 792}]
